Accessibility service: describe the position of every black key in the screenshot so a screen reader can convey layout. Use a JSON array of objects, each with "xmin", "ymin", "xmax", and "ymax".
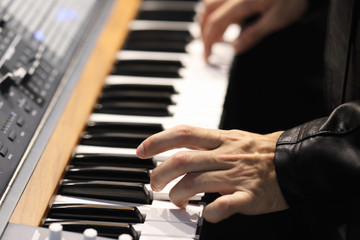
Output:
[
  {"xmin": 124, "ymin": 30, "xmax": 192, "ymax": 52},
  {"xmin": 123, "ymin": 39, "xmax": 188, "ymax": 53},
  {"xmin": 99, "ymin": 90, "xmax": 174, "ymax": 104},
  {"xmin": 93, "ymin": 102, "xmax": 171, "ymax": 117},
  {"xmin": 80, "ymin": 132, "xmax": 150, "ymax": 148},
  {"xmin": 137, "ymin": 10, "xmax": 196, "ymax": 22},
  {"xmin": 65, "ymin": 166, "xmax": 150, "ymax": 183},
  {"xmin": 85, "ymin": 121, "xmax": 164, "ymax": 135},
  {"xmin": 101, "ymin": 84, "xmax": 176, "ymax": 94},
  {"xmin": 43, "ymin": 220, "xmax": 139, "ymax": 240},
  {"xmin": 111, "ymin": 60, "xmax": 183, "ymax": 78},
  {"xmin": 126, "ymin": 30, "xmax": 193, "ymax": 42},
  {"xmin": 48, "ymin": 204, "xmax": 145, "ymax": 223},
  {"xmin": 71, "ymin": 153, "xmax": 156, "ymax": 169},
  {"xmin": 59, "ymin": 180, "xmax": 152, "ymax": 204}
]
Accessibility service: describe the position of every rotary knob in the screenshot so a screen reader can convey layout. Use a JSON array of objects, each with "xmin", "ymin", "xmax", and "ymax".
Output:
[{"xmin": 48, "ymin": 223, "xmax": 62, "ymax": 240}]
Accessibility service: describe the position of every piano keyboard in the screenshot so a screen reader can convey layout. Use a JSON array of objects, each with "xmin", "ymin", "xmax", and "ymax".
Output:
[
  {"xmin": 40, "ymin": 0, "xmax": 236, "ymax": 239},
  {"xmin": 0, "ymin": 0, "xmax": 237, "ymax": 239}
]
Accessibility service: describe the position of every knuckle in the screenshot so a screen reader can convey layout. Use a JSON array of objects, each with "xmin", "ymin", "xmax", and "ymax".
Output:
[
  {"xmin": 220, "ymin": 130, "xmax": 240, "ymax": 142},
  {"xmin": 173, "ymin": 125, "xmax": 194, "ymax": 140},
  {"xmin": 171, "ymin": 152, "xmax": 191, "ymax": 169},
  {"xmin": 141, "ymin": 136, "xmax": 155, "ymax": 150},
  {"xmin": 215, "ymin": 197, "xmax": 236, "ymax": 213}
]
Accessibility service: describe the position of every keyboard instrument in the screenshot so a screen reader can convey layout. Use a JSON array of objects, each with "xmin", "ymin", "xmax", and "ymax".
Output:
[{"xmin": 0, "ymin": 0, "xmax": 235, "ymax": 239}]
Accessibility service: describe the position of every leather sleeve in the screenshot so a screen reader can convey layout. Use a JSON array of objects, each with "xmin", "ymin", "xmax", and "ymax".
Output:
[{"xmin": 274, "ymin": 100, "xmax": 360, "ymax": 226}]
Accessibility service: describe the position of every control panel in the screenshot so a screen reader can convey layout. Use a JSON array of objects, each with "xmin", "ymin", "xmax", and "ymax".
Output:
[
  {"xmin": 2, "ymin": 223, "xmax": 115, "ymax": 240},
  {"xmin": 0, "ymin": 0, "xmax": 107, "ymax": 203}
]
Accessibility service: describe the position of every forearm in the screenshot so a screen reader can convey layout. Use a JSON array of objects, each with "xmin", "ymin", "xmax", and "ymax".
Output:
[{"xmin": 275, "ymin": 100, "xmax": 360, "ymax": 226}]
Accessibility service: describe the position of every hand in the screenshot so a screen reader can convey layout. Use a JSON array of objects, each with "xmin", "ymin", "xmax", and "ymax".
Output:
[
  {"xmin": 136, "ymin": 125, "xmax": 289, "ymax": 223},
  {"xmin": 201, "ymin": 0, "xmax": 309, "ymax": 61}
]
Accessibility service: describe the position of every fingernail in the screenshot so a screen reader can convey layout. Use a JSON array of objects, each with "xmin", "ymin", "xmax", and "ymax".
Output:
[
  {"xmin": 151, "ymin": 183, "xmax": 161, "ymax": 192},
  {"xmin": 136, "ymin": 144, "xmax": 144, "ymax": 158},
  {"xmin": 176, "ymin": 200, "xmax": 188, "ymax": 209}
]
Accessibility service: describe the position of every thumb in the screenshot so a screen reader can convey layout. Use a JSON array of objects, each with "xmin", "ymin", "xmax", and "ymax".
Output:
[{"xmin": 202, "ymin": 192, "xmax": 253, "ymax": 223}]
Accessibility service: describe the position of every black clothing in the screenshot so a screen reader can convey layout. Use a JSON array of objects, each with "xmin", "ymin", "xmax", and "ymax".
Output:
[
  {"xmin": 275, "ymin": 100, "xmax": 360, "ymax": 227},
  {"xmin": 274, "ymin": 0, "xmax": 360, "ymax": 239},
  {"xmin": 323, "ymin": 0, "xmax": 360, "ymax": 111},
  {"xmin": 220, "ymin": 5, "xmax": 329, "ymax": 133},
  {"xmin": 202, "ymin": 2, "xmax": 331, "ymax": 240},
  {"xmin": 203, "ymin": 0, "xmax": 360, "ymax": 239}
]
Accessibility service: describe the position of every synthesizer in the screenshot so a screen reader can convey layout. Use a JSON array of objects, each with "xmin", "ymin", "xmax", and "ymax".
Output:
[
  {"xmin": 0, "ymin": 0, "xmax": 118, "ymax": 237},
  {"xmin": 0, "ymin": 0, "xmax": 236, "ymax": 239}
]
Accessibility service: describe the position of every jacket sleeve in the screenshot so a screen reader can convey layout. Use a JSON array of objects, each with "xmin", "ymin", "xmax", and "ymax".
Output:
[{"xmin": 274, "ymin": 100, "xmax": 360, "ymax": 226}]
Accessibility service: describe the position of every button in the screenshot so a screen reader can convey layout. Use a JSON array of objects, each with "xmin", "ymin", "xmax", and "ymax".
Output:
[
  {"xmin": 24, "ymin": 103, "xmax": 32, "ymax": 113},
  {"xmin": 36, "ymin": 97, "xmax": 44, "ymax": 106},
  {"xmin": 0, "ymin": 146, "xmax": 8, "ymax": 157},
  {"xmin": 8, "ymin": 130, "xmax": 16, "ymax": 141},
  {"xmin": 16, "ymin": 116, "xmax": 25, "ymax": 127}
]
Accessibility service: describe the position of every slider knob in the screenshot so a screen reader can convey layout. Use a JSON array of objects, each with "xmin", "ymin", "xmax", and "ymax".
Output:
[
  {"xmin": 83, "ymin": 228, "xmax": 97, "ymax": 240},
  {"xmin": 118, "ymin": 234, "xmax": 133, "ymax": 240},
  {"xmin": 48, "ymin": 223, "xmax": 63, "ymax": 240},
  {"xmin": 0, "ymin": 75, "xmax": 12, "ymax": 91},
  {"xmin": 0, "ymin": 68, "xmax": 27, "ymax": 91},
  {"xmin": 0, "ymin": 14, "xmax": 9, "ymax": 30}
]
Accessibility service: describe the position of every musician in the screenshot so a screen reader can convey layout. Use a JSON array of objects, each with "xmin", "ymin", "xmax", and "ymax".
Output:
[
  {"xmin": 136, "ymin": 0, "xmax": 360, "ymax": 239},
  {"xmin": 200, "ymin": 0, "xmax": 330, "ymax": 239}
]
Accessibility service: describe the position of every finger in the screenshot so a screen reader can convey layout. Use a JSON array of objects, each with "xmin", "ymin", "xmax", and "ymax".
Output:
[
  {"xmin": 168, "ymin": 170, "xmax": 233, "ymax": 208},
  {"xmin": 202, "ymin": 0, "xmax": 232, "ymax": 61},
  {"xmin": 200, "ymin": 0, "xmax": 225, "ymax": 33},
  {"xmin": 136, "ymin": 125, "xmax": 221, "ymax": 159},
  {"xmin": 150, "ymin": 149, "xmax": 232, "ymax": 192},
  {"xmin": 233, "ymin": 9, "xmax": 295, "ymax": 54},
  {"xmin": 202, "ymin": 1, "xmax": 261, "ymax": 61},
  {"xmin": 202, "ymin": 2, "xmax": 231, "ymax": 61},
  {"xmin": 203, "ymin": 192, "xmax": 253, "ymax": 223}
]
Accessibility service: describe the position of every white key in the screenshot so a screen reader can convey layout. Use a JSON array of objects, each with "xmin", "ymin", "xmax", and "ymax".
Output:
[
  {"xmin": 139, "ymin": 237, "xmax": 195, "ymax": 240},
  {"xmin": 74, "ymin": 145, "xmax": 187, "ymax": 163},
  {"xmin": 133, "ymin": 221, "xmax": 198, "ymax": 238}
]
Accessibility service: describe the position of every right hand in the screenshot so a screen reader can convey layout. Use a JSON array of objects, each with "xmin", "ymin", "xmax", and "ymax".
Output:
[
  {"xmin": 200, "ymin": 0, "xmax": 309, "ymax": 61},
  {"xmin": 136, "ymin": 125, "xmax": 289, "ymax": 223}
]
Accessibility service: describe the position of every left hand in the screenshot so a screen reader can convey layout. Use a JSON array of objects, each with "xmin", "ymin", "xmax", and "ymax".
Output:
[
  {"xmin": 136, "ymin": 125, "xmax": 289, "ymax": 223},
  {"xmin": 200, "ymin": 0, "xmax": 309, "ymax": 61}
]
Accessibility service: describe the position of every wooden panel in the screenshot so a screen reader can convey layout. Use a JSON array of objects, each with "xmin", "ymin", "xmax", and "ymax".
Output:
[{"xmin": 9, "ymin": 0, "xmax": 142, "ymax": 226}]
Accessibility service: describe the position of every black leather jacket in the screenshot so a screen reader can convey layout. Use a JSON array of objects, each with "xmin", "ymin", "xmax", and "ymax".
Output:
[{"xmin": 274, "ymin": 0, "xmax": 360, "ymax": 238}]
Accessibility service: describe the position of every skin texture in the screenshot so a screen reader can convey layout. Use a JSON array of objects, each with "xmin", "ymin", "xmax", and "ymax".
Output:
[
  {"xmin": 136, "ymin": 125, "xmax": 289, "ymax": 223},
  {"xmin": 200, "ymin": 0, "xmax": 309, "ymax": 61}
]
